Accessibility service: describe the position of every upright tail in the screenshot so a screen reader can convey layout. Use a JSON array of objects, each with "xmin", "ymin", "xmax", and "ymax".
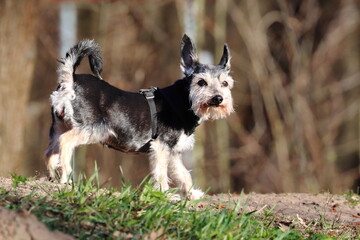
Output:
[
  {"xmin": 51, "ymin": 40, "xmax": 103, "ymax": 121},
  {"xmin": 57, "ymin": 39, "xmax": 103, "ymax": 85}
]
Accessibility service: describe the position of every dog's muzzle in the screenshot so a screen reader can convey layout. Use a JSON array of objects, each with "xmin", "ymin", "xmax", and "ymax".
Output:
[{"xmin": 207, "ymin": 95, "xmax": 223, "ymax": 107}]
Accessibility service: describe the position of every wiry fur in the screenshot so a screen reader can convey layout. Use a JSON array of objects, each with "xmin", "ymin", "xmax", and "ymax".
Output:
[
  {"xmin": 50, "ymin": 40, "xmax": 103, "ymax": 124},
  {"xmin": 44, "ymin": 35, "xmax": 234, "ymax": 200},
  {"xmin": 180, "ymin": 35, "xmax": 234, "ymax": 122},
  {"xmin": 189, "ymin": 72, "xmax": 234, "ymax": 121}
]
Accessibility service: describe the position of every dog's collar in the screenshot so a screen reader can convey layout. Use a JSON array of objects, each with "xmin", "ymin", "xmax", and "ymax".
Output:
[{"xmin": 139, "ymin": 86, "xmax": 158, "ymax": 139}]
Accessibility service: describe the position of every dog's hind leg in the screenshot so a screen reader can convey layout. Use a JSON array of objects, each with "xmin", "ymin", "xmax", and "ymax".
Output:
[
  {"xmin": 149, "ymin": 140, "xmax": 171, "ymax": 192},
  {"xmin": 44, "ymin": 136, "xmax": 60, "ymax": 180},
  {"xmin": 58, "ymin": 129, "xmax": 78, "ymax": 184},
  {"xmin": 44, "ymin": 116, "xmax": 63, "ymax": 180},
  {"xmin": 168, "ymin": 153, "xmax": 204, "ymax": 200}
]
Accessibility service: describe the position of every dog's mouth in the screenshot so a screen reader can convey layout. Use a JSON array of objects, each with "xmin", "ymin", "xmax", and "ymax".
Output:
[
  {"xmin": 197, "ymin": 102, "xmax": 231, "ymax": 120},
  {"xmin": 203, "ymin": 101, "xmax": 221, "ymax": 108},
  {"xmin": 205, "ymin": 102, "xmax": 221, "ymax": 107},
  {"xmin": 201, "ymin": 102, "xmax": 225, "ymax": 111}
]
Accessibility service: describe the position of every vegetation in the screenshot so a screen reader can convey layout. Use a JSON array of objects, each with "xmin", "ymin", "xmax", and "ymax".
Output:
[{"xmin": 0, "ymin": 174, "xmax": 353, "ymax": 240}]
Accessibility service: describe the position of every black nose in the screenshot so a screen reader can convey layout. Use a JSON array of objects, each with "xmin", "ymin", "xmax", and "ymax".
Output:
[{"xmin": 210, "ymin": 95, "xmax": 223, "ymax": 106}]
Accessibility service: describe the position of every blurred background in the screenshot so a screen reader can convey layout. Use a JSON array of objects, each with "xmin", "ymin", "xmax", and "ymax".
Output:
[{"xmin": 0, "ymin": 0, "xmax": 359, "ymax": 194}]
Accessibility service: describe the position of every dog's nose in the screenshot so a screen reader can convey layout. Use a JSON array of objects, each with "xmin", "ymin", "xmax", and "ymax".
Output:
[{"xmin": 210, "ymin": 95, "xmax": 223, "ymax": 106}]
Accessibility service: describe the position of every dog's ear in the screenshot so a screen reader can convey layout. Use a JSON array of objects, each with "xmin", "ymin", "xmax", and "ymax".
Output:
[
  {"xmin": 180, "ymin": 34, "xmax": 199, "ymax": 76},
  {"xmin": 219, "ymin": 44, "xmax": 231, "ymax": 72}
]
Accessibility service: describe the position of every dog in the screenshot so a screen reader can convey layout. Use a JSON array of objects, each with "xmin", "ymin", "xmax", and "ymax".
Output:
[{"xmin": 44, "ymin": 35, "xmax": 234, "ymax": 200}]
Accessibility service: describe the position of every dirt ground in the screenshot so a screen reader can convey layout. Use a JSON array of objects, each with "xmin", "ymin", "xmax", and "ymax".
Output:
[
  {"xmin": 0, "ymin": 177, "xmax": 359, "ymax": 238},
  {"xmin": 207, "ymin": 192, "xmax": 360, "ymax": 225}
]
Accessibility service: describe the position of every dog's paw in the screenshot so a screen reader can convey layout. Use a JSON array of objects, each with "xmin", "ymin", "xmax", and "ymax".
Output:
[
  {"xmin": 168, "ymin": 193, "xmax": 182, "ymax": 202},
  {"xmin": 48, "ymin": 176, "xmax": 57, "ymax": 182},
  {"xmin": 188, "ymin": 189, "xmax": 205, "ymax": 200},
  {"xmin": 60, "ymin": 176, "xmax": 73, "ymax": 185}
]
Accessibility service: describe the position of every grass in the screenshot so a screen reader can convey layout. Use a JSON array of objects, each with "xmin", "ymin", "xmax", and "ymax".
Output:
[
  {"xmin": 0, "ymin": 173, "xmax": 349, "ymax": 239},
  {"xmin": 344, "ymin": 191, "xmax": 360, "ymax": 208},
  {"xmin": 10, "ymin": 173, "xmax": 28, "ymax": 188}
]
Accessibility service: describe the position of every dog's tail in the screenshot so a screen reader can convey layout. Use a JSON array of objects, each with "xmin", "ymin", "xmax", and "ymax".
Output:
[
  {"xmin": 57, "ymin": 39, "xmax": 103, "ymax": 85},
  {"xmin": 51, "ymin": 40, "xmax": 103, "ymax": 121}
]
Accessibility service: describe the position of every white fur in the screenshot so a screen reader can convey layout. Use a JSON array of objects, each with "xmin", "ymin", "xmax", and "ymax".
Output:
[
  {"xmin": 47, "ymin": 153, "xmax": 60, "ymax": 179},
  {"xmin": 173, "ymin": 133, "xmax": 195, "ymax": 152},
  {"xmin": 168, "ymin": 152, "xmax": 194, "ymax": 195},
  {"xmin": 188, "ymin": 189, "xmax": 205, "ymax": 200},
  {"xmin": 149, "ymin": 136, "xmax": 202, "ymax": 199},
  {"xmin": 50, "ymin": 54, "xmax": 76, "ymax": 123},
  {"xmin": 149, "ymin": 139, "xmax": 171, "ymax": 191}
]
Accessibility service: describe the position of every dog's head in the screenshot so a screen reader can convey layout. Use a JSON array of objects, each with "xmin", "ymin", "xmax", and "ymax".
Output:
[{"xmin": 180, "ymin": 34, "xmax": 234, "ymax": 121}]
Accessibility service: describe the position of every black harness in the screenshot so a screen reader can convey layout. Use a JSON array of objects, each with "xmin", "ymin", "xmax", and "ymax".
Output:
[{"xmin": 139, "ymin": 86, "xmax": 158, "ymax": 139}]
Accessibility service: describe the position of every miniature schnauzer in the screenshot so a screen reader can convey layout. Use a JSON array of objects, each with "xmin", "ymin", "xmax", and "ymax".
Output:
[{"xmin": 45, "ymin": 35, "xmax": 234, "ymax": 200}]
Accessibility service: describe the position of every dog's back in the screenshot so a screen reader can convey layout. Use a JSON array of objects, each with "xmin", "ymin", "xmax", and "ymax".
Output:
[{"xmin": 71, "ymin": 74, "xmax": 154, "ymax": 151}]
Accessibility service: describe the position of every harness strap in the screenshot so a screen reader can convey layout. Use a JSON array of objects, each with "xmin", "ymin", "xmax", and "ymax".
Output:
[{"xmin": 139, "ymin": 86, "xmax": 158, "ymax": 139}]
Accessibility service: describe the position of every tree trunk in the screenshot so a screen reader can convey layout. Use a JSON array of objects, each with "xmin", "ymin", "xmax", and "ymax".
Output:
[{"xmin": 0, "ymin": 0, "xmax": 38, "ymax": 175}]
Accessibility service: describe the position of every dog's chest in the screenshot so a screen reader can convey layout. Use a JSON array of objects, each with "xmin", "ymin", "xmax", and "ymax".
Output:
[{"xmin": 173, "ymin": 133, "xmax": 195, "ymax": 152}]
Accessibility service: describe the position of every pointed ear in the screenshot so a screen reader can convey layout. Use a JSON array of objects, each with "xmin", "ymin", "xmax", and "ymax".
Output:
[
  {"xmin": 180, "ymin": 34, "xmax": 198, "ymax": 76},
  {"xmin": 219, "ymin": 44, "xmax": 231, "ymax": 72}
]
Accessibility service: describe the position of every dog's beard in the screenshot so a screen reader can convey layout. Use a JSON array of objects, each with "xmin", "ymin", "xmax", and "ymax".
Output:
[{"xmin": 191, "ymin": 98, "xmax": 234, "ymax": 121}]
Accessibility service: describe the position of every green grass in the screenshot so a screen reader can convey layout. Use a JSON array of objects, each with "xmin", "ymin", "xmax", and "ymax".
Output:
[
  {"xmin": 10, "ymin": 173, "xmax": 28, "ymax": 188},
  {"xmin": 0, "ymin": 174, "xmax": 340, "ymax": 240}
]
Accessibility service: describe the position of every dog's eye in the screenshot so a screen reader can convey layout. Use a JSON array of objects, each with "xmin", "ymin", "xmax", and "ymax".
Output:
[
  {"xmin": 221, "ymin": 81, "xmax": 229, "ymax": 87},
  {"xmin": 197, "ymin": 79, "xmax": 208, "ymax": 87}
]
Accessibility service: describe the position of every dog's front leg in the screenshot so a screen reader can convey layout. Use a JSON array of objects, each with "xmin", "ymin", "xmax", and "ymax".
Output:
[
  {"xmin": 149, "ymin": 140, "xmax": 171, "ymax": 192},
  {"xmin": 168, "ymin": 152, "xmax": 204, "ymax": 200}
]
